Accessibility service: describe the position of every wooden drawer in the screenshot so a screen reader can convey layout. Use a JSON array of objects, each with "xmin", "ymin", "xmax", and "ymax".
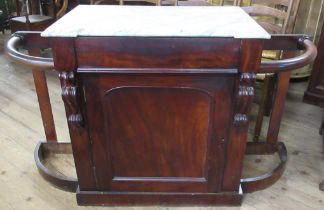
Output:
[{"xmin": 75, "ymin": 37, "xmax": 240, "ymax": 70}]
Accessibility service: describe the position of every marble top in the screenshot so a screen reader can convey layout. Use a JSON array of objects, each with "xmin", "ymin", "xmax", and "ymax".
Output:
[{"xmin": 41, "ymin": 5, "xmax": 270, "ymax": 39}]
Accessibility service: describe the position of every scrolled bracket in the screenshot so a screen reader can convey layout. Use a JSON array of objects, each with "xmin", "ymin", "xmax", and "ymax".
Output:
[
  {"xmin": 233, "ymin": 73, "xmax": 256, "ymax": 127},
  {"xmin": 59, "ymin": 72, "xmax": 84, "ymax": 130}
]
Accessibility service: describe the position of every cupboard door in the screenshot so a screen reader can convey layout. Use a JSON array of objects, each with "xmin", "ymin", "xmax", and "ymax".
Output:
[{"xmin": 83, "ymin": 74, "xmax": 235, "ymax": 193}]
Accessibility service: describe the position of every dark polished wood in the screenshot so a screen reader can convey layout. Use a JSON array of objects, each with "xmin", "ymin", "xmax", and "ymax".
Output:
[
  {"xmin": 83, "ymin": 74, "xmax": 235, "ymax": 193},
  {"xmin": 75, "ymin": 37, "xmax": 240, "ymax": 69},
  {"xmin": 241, "ymin": 142, "xmax": 287, "ymax": 193},
  {"xmin": 29, "ymin": 49, "xmax": 57, "ymax": 141},
  {"xmin": 303, "ymin": 22, "xmax": 324, "ymax": 169},
  {"xmin": 303, "ymin": 22, "xmax": 324, "ymax": 190},
  {"xmin": 254, "ymin": 34, "xmax": 317, "ymax": 143},
  {"xmin": 5, "ymin": 31, "xmax": 317, "ymax": 206},
  {"xmin": 34, "ymin": 142, "xmax": 78, "ymax": 192},
  {"xmin": 56, "ymin": 34, "xmax": 252, "ymax": 205},
  {"xmin": 6, "ymin": 34, "xmax": 54, "ymax": 68},
  {"xmin": 266, "ymin": 71, "xmax": 291, "ymax": 144},
  {"xmin": 304, "ymin": 23, "xmax": 324, "ymax": 107},
  {"xmin": 260, "ymin": 39, "xmax": 317, "ymax": 73},
  {"xmin": 76, "ymin": 190, "xmax": 243, "ymax": 206},
  {"xmin": 53, "ymin": 40, "xmax": 97, "ymax": 191},
  {"xmin": 240, "ymin": 0, "xmax": 294, "ymax": 143},
  {"xmin": 222, "ymin": 40, "xmax": 262, "ymax": 192}
]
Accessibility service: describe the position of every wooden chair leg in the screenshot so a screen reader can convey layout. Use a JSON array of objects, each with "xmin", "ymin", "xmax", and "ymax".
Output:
[
  {"xmin": 266, "ymin": 71, "xmax": 291, "ymax": 144},
  {"xmin": 254, "ymin": 75, "xmax": 271, "ymax": 142},
  {"xmin": 29, "ymin": 49, "xmax": 57, "ymax": 142},
  {"xmin": 323, "ymin": 126, "xmax": 324, "ymax": 160},
  {"xmin": 320, "ymin": 180, "xmax": 324, "ymax": 191},
  {"xmin": 320, "ymin": 116, "xmax": 324, "ymax": 159}
]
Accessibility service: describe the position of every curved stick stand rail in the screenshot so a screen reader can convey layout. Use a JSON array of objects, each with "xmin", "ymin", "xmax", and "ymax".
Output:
[
  {"xmin": 6, "ymin": 31, "xmax": 317, "ymax": 194},
  {"xmin": 35, "ymin": 142, "xmax": 78, "ymax": 192},
  {"xmin": 6, "ymin": 32, "xmax": 317, "ymax": 73},
  {"xmin": 260, "ymin": 37, "xmax": 317, "ymax": 73},
  {"xmin": 241, "ymin": 142, "xmax": 287, "ymax": 193},
  {"xmin": 6, "ymin": 32, "xmax": 54, "ymax": 69}
]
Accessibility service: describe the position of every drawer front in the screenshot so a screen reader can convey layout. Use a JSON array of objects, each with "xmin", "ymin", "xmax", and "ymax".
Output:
[
  {"xmin": 82, "ymin": 74, "xmax": 236, "ymax": 193},
  {"xmin": 75, "ymin": 37, "xmax": 240, "ymax": 70}
]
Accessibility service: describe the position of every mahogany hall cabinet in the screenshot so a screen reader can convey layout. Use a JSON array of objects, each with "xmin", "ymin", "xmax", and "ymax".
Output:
[{"xmin": 5, "ymin": 5, "xmax": 317, "ymax": 206}]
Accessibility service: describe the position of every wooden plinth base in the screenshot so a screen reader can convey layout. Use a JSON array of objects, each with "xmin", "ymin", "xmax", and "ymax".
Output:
[{"xmin": 76, "ymin": 189, "xmax": 243, "ymax": 206}]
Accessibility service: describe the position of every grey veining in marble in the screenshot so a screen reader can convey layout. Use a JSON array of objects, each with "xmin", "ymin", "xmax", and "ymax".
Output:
[{"xmin": 41, "ymin": 5, "xmax": 270, "ymax": 39}]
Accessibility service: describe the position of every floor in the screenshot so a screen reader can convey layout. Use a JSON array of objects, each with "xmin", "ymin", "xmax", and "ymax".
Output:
[{"xmin": 0, "ymin": 33, "xmax": 324, "ymax": 210}]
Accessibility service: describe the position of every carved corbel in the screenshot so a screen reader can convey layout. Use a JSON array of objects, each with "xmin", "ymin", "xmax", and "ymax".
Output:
[
  {"xmin": 59, "ymin": 72, "xmax": 84, "ymax": 130},
  {"xmin": 233, "ymin": 73, "xmax": 256, "ymax": 126}
]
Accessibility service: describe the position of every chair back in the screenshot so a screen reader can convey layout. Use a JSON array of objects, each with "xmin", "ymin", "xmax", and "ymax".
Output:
[
  {"xmin": 91, "ymin": 0, "xmax": 162, "ymax": 5},
  {"xmin": 13, "ymin": 0, "xmax": 40, "ymax": 16},
  {"xmin": 238, "ymin": 0, "xmax": 294, "ymax": 34},
  {"xmin": 12, "ymin": 0, "xmax": 67, "ymax": 20},
  {"xmin": 92, "ymin": 0, "xmax": 239, "ymax": 6},
  {"xmin": 178, "ymin": 0, "xmax": 238, "ymax": 6},
  {"xmin": 54, "ymin": 0, "xmax": 68, "ymax": 18},
  {"xmin": 218, "ymin": 0, "xmax": 239, "ymax": 5}
]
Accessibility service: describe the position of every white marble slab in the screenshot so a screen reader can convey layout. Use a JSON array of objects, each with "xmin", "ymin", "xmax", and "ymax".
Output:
[{"xmin": 41, "ymin": 5, "xmax": 270, "ymax": 39}]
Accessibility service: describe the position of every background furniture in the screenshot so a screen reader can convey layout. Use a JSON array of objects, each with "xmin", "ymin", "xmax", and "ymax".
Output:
[
  {"xmin": 0, "ymin": 9, "xmax": 3, "ymax": 32},
  {"xmin": 304, "ymin": 22, "xmax": 324, "ymax": 107},
  {"xmin": 239, "ymin": 0, "xmax": 294, "ymax": 142},
  {"xmin": 303, "ymin": 21, "xmax": 324, "ymax": 192},
  {"xmin": 90, "ymin": 0, "xmax": 166, "ymax": 6},
  {"xmin": 0, "ymin": 0, "xmax": 14, "ymax": 33},
  {"xmin": 9, "ymin": 0, "xmax": 67, "ymax": 142},
  {"xmin": 10, "ymin": 0, "xmax": 67, "ymax": 32},
  {"xmin": 239, "ymin": 0, "xmax": 305, "ymax": 144},
  {"xmin": 304, "ymin": 22, "xmax": 324, "ymax": 150},
  {"xmin": 90, "ymin": 0, "xmax": 238, "ymax": 7},
  {"xmin": 291, "ymin": 0, "xmax": 324, "ymax": 78},
  {"xmin": 178, "ymin": 0, "xmax": 238, "ymax": 6},
  {"xmin": 10, "ymin": 0, "xmax": 51, "ymax": 32}
]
